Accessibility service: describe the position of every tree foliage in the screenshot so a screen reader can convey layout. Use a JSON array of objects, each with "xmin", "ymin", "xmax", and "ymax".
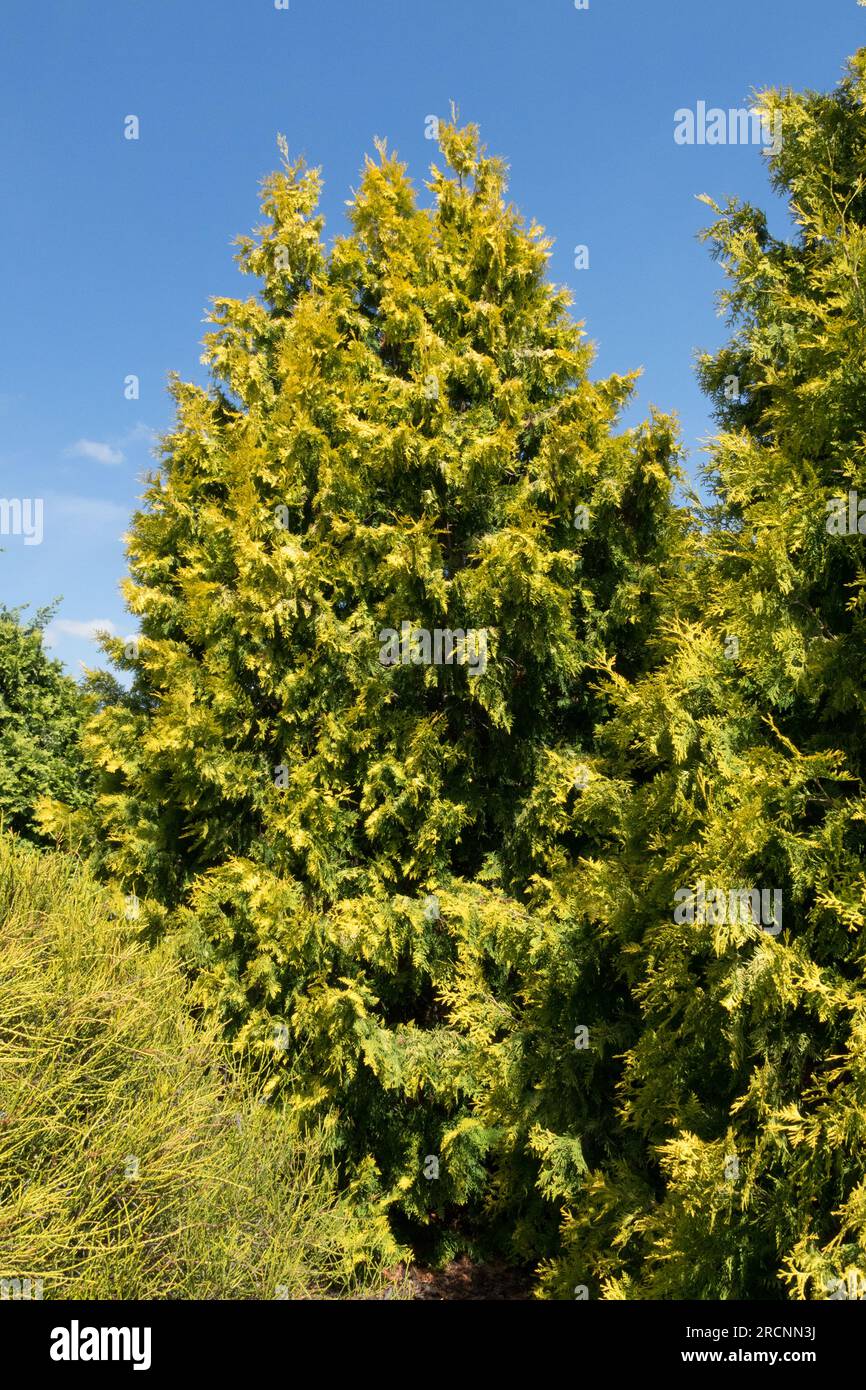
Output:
[
  {"xmin": 0, "ymin": 604, "xmax": 90, "ymax": 842},
  {"xmin": 50, "ymin": 51, "xmax": 866, "ymax": 1297},
  {"xmin": 67, "ymin": 120, "xmax": 681, "ymax": 1265},
  {"xmin": 541, "ymin": 53, "xmax": 866, "ymax": 1300}
]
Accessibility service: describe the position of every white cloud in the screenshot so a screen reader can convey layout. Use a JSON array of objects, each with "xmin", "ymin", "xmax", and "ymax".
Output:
[
  {"xmin": 67, "ymin": 438, "xmax": 125, "ymax": 466},
  {"xmin": 44, "ymin": 618, "xmax": 117, "ymax": 648}
]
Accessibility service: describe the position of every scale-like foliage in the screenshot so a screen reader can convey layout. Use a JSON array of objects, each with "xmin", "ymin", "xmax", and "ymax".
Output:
[
  {"xmin": 58, "ymin": 122, "xmax": 681, "ymax": 1265},
  {"xmin": 0, "ymin": 605, "xmax": 90, "ymax": 842},
  {"xmin": 539, "ymin": 52, "xmax": 866, "ymax": 1301}
]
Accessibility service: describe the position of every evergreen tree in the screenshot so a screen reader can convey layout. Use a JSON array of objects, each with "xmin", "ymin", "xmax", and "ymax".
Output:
[
  {"xmin": 0, "ymin": 603, "xmax": 90, "ymax": 842},
  {"xmin": 543, "ymin": 52, "xmax": 866, "ymax": 1300},
  {"xmin": 67, "ymin": 121, "xmax": 680, "ymax": 1259}
]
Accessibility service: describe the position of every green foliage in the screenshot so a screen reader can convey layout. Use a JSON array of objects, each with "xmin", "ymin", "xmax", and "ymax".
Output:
[
  {"xmin": 537, "ymin": 53, "xmax": 866, "ymax": 1300},
  {"xmin": 46, "ymin": 53, "xmax": 866, "ymax": 1297},
  {"xmin": 0, "ymin": 832, "xmax": 401, "ymax": 1299},
  {"xmin": 0, "ymin": 605, "xmax": 90, "ymax": 842},
  {"xmin": 66, "ymin": 119, "xmax": 680, "ymax": 1268}
]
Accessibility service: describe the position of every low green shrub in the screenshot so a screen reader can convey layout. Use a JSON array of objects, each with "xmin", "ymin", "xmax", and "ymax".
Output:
[{"xmin": 0, "ymin": 833, "xmax": 402, "ymax": 1299}]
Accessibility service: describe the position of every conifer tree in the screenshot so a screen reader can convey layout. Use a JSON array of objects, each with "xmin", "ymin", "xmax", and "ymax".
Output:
[
  {"xmin": 65, "ymin": 122, "xmax": 680, "ymax": 1257},
  {"xmin": 543, "ymin": 52, "xmax": 866, "ymax": 1300},
  {"xmin": 0, "ymin": 603, "xmax": 90, "ymax": 842}
]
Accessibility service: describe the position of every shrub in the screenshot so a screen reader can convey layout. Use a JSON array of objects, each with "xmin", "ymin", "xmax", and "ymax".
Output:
[
  {"xmin": 0, "ymin": 605, "xmax": 90, "ymax": 843},
  {"xmin": 0, "ymin": 832, "xmax": 400, "ymax": 1299}
]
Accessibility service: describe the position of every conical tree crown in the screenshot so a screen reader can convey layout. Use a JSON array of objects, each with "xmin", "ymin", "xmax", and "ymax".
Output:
[
  {"xmin": 554, "ymin": 52, "xmax": 866, "ymax": 1301},
  {"xmin": 53, "ymin": 124, "xmax": 681, "ymax": 1261},
  {"xmin": 85, "ymin": 122, "xmax": 679, "ymax": 907}
]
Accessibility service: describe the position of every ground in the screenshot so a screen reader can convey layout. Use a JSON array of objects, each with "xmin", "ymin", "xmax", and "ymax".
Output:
[{"xmin": 383, "ymin": 1257, "xmax": 535, "ymax": 1301}]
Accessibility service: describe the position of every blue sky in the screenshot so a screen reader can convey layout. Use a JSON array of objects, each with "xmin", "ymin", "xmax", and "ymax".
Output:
[{"xmin": 1, "ymin": 0, "xmax": 864, "ymax": 673}]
